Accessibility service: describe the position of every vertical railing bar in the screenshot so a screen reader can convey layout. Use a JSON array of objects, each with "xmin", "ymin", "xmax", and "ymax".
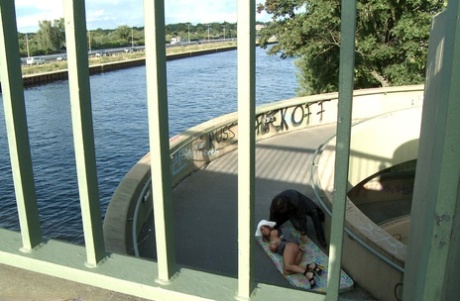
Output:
[
  {"xmin": 326, "ymin": 1, "xmax": 356, "ymax": 300},
  {"xmin": 419, "ymin": 4, "xmax": 460, "ymax": 300},
  {"xmin": 403, "ymin": 2, "xmax": 460, "ymax": 300},
  {"xmin": 64, "ymin": 0, "xmax": 106, "ymax": 267},
  {"xmin": 237, "ymin": 0, "xmax": 256, "ymax": 299},
  {"xmin": 0, "ymin": 0, "xmax": 42, "ymax": 251},
  {"xmin": 144, "ymin": 0, "xmax": 176, "ymax": 281}
]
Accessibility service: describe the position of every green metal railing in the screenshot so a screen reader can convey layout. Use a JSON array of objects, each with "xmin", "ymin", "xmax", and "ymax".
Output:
[{"xmin": 1, "ymin": 0, "xmax": 459, "ymax": 300}]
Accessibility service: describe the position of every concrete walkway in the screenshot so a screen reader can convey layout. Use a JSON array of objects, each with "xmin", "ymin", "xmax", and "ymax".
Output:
[
  {"xmin": 0, "ymin": 263, "xmax": 151, "ymax": 301},
  {"xmin": 0, "ymin": 124, "xmax": 377, "ymax": 300},
  {"xmin": 137, "ymin": 124, "xmax": 376, "ymax": 299}
]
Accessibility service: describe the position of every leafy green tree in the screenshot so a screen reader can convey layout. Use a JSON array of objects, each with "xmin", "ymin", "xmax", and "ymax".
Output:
[
  {"xmin": 257, "ymin": 0, "xmax": 446, "ymax": 95},
  {"xmin": 19, "ymin": 21, "xmax": 236, "ymax": 55},
  {"xmin": 35, "ymin": 18, "xmax": 65, "ymax": 54},
  {"xmin": 133, "ymin": 27, "xmax": 144, "ymax": 45},
  {"xmin": 110, "ymin": 25, "xmax": 132, "ymax": 46}
]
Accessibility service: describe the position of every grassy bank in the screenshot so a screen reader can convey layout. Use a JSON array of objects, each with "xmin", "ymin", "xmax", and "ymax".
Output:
[{"xmin": 21, "ymin": 41, "xmax": 237, "ymax": 76}]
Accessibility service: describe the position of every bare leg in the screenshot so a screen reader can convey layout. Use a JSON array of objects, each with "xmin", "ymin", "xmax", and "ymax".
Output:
[
  {"xmin": 283, "ymin": 243, "xmax": 316, "ymax": 288},
  {"xmin": 282, "ymin": 243, "xmax": 305, "ymax": 275}
]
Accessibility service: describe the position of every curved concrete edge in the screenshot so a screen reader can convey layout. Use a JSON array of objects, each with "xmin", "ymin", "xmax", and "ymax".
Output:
[
  {"xmin": 348, "ymin": 108, "xmax": 422, "ymax": 186},
  {"xmin": 315, "ymin": 140, "xmax": 409, "ymax": 263},
  {"xmin": 316, "ymin": 179, "xmax": 406, "ymax": 301},
  {"xmin": 313, "ymin": 108, "xmax": 424, "ymax": 301},
  {"xmin": 380, "ymin": 216, "xmax": 411, "ymax": 245},
  {"xmin": 324, "ymin": 108, "xmax": 420, "ymax": 262},
  {"xmin": 103, "ymin": 85, "xmax": 424, "ymax": 259},
  {"xmin": 103, "ymin": 154, "xmax": 152, "ymax": 254}
]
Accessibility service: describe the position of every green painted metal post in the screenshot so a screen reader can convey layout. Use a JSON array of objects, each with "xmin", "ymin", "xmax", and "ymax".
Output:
[
  {"xmin": 326, "ymin": 1, "xmax": 356, "ymax": 300},
  {"xmin": 237, "ymin": 0, "xmax": 256, "ymax": 299},
  {"xmin": 403, "ymin": 2, "xmax": 460, "ymax": 300},
  {"xmin": 64, "ymin": 0, "xmax": 106, "ymax": 267},
  {"xmin": 0, "ymin": 0, "xmax": 42, "ymax": 251},
  {"xmin": 144, "ymin": 0, "xmax": 176, "ymax": 282}
]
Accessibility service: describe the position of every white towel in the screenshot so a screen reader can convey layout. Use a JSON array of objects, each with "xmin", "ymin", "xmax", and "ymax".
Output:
[{"xmin": 255, "ymin": 219, "xmax": 276, "ymax": 237}]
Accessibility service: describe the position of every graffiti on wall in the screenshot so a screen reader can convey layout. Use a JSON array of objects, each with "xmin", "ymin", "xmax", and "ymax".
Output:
[
  {"xmin": 255, "ymin": 104, "xmax": 310, "ymax": 135},
  {"xmin": 171, "ymin": 146, "xmax": 195, "ymax": 176},
  {"xmin": 171, "ymin": 123, "xmax": 237, "ymax": 176},
  {"xmin": 171, "ymin": 99, "xmax": 332, "ymax": 176},
  {"xmin": 206, "ymin": 123, "xmax": 237, "ymax": 153}
]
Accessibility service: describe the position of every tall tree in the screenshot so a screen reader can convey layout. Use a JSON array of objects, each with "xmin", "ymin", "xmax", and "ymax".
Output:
[
  {"xmin": 35, "ymin": 19, "xmax": 65, "ymax": 53},
  {"xmin": 257, "ymin": 0, "xmax": 446, "ymax": 95},
  {"xmin": 110, "ymin": 25, "xmax": 132, "ymax": 45}
]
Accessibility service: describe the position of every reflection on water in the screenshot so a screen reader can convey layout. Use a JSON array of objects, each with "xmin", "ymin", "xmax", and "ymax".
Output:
[{"xmin": 0, "ymin": 47, "xmax": 298, "ymax": 243}]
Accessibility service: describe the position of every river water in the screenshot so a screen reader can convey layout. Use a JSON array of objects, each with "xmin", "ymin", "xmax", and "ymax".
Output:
[{"xmin": 0, "ymin": 47, "xmax": 298, "ymax": 244}]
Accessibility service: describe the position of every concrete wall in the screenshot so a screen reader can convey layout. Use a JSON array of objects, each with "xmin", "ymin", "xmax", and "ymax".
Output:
[
  {"xmin": 380, "ymin": 216, "xmax": 411, "ymax": 244},
  {"xmin": 0, "ymin": 46, "xmax": 238, "ymax": 91},
  {"xmin": 314, "ymin": 108, "xmax": 424, "ymax": 301},
  {"xmin": 348, "ymin": 108, "xmax": 422, "ymax": 187},
  {"xmin": 103, "ymin": 85, "xmax": 424, "ymax": 300}
]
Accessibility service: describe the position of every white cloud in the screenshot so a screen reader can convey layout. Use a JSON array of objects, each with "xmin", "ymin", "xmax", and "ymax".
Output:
[
  {"xmin": 91, "ymin": 9, "xmax": 105, "ymax": 17},
  {"xmin": 14, "ymin": 0, "xmax": 270, "ymax": 32},
  {"xmin": 164, "ymin": 0, "xmax": 237, "ymax": 24},
  {"xmin": 15, "ymin": 0, "xmax": 64, "ymax": 31},
  {"xmin": 15, "ymin": 0, "xmax": 58, "ymax": 10}
]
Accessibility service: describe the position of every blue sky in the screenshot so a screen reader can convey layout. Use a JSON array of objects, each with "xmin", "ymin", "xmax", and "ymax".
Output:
[{"xmin": 14, "ymin": 0, "xmax": 271, "ymax": 32}]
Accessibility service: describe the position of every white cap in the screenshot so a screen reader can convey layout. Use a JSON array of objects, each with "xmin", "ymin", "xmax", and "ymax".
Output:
[{"xmin": 255, "ymin": 219, "xmax": 276, "ymax": 237}]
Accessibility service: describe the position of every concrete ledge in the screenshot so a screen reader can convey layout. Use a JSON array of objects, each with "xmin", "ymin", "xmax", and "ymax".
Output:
[
  {"xmin": 348, "ymin": 108, "xmax": 422, "ymax": 186},
  {"xmin": 0, "ymin": 229, "xmax": 325, "ymax": 301},
  {"xmin": 103, "ymin": 155, "xmax": 152, "ymax": 254},
  {"xmin": 313, "ymin": 108, "xmax": 424, "ymax": 301},
  {"xmin": 103, "ymin": 85, "xmax": 425, "ymax": 257},
  {"xmin": 380, "ymin": 216, "xmax": 411, "ymax": 244},
  {"xmin": 2, "ymin": 46, "xmax": 238, "ymax": 91}
]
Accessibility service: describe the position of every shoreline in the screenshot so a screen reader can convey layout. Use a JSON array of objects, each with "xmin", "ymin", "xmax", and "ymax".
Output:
[{"xmin": 1, "ymin": 45, "xmax": 238, "ymax": 92}]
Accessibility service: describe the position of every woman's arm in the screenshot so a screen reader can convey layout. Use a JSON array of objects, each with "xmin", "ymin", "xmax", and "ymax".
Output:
[{"xmin": 269, "ymin": 229, "xmax": 280, "ymax": 253}]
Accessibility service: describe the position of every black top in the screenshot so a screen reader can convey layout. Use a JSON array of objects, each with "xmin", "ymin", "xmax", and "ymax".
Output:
[{"xmin": 269, "ymin": 189, "xmax": 320, "ymax": 234}]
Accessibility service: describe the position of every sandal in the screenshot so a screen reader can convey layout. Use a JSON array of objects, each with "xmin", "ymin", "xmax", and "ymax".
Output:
[
  {"xmin": 306, "ymin": 262, "xmax": 323, "ymax": 276},
  {"xmin": 303, "ymin": 270, "xmax": 316, "ymax": 288}
]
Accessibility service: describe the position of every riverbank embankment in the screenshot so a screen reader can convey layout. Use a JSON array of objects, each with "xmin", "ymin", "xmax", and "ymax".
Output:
[{"xmin": 1, "ymin": 45, "xmax": 237, "ymax": 92}]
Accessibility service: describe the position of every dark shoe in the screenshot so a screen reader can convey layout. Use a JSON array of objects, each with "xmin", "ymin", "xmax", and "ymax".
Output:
[
  {"xmin": 303, "ymin": 270, "xmax": 316, "ymax": 288},
  {"xmin": 306, "ymin": 262, "xmax": 323, "ymax": 276}
]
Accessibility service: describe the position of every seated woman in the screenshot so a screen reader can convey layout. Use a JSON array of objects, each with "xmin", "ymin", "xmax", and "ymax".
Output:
[{"xmin": 256, "ymin": 220, "xmax": 322, "ymax": 288}]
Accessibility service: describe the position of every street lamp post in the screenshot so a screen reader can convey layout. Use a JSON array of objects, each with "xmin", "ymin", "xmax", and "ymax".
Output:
[
  {"xmin": 131, "ymin": 27, "xmax": 134, "ymax": 48},
  {"xmin": 26, "ymin": 32, "xmax": 30, "ymax": 57},
  {"xmin": 88, "ymin": 30, "xmax": 91, "ymax": 54}
]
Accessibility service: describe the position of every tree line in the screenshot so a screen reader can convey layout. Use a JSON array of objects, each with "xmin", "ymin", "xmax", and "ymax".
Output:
[
  {"xmin": 257, "ymin": 0, "xmax": 447, "ymax": 95},
  {"xmin": 18, "ymin": 20, "xmax": 266, "ymax": 57},
  {"xmin": 20, "ymin": 0, "xmax": 444, "ymax": 96}
]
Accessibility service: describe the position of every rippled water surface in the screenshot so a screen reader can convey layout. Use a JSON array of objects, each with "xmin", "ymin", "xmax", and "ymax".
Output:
[{"xmin": 0, "ymin": 47, "xmax": 298, "ymax": 243}]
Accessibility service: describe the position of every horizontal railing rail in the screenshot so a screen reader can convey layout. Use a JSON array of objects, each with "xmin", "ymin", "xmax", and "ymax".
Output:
[{"xmin": 2, "ymin": 0, "xmax": 458, "ymax": 300}]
